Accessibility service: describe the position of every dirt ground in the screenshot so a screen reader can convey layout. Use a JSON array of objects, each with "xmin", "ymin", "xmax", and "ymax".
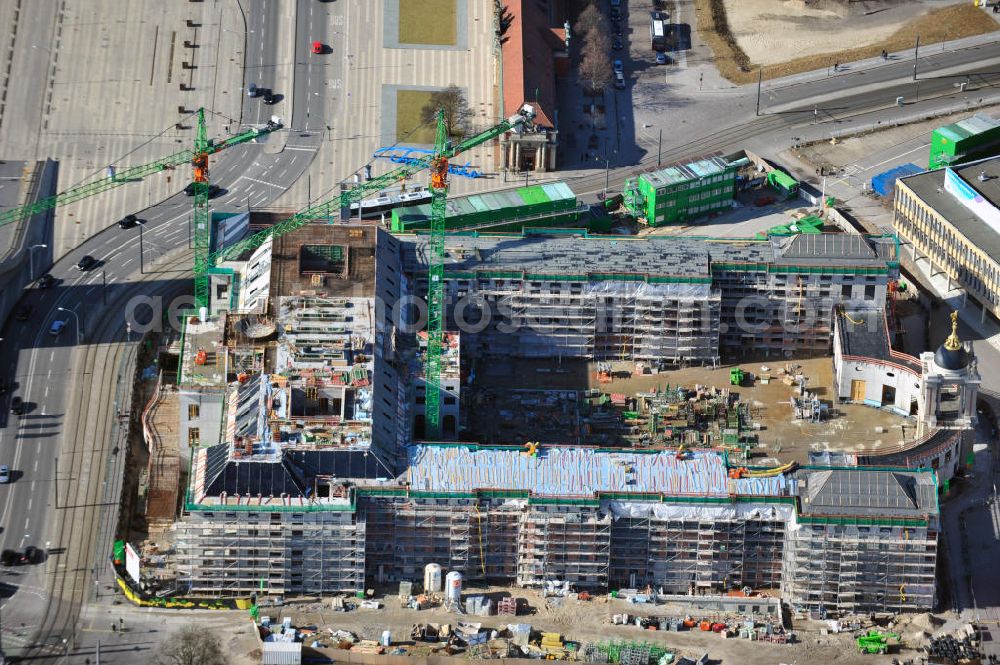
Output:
[
  {"xmin": 256, "ymin": 586, "xmax": 933, "ymax": 665},
  {"xmin": 697, "ymin": 0, "xmax": 999, "ymax": 83},
  {"xmin": 466, "ymin": 356, "xmax": 912, "ymax": 464}
]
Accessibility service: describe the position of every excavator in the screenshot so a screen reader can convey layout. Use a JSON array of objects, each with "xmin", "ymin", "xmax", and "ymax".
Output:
[{"xmin": 856, "ymin": 630, "xmax": 900, "ymax": 655}]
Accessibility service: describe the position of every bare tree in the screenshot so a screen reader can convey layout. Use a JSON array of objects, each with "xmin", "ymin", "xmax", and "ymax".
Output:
[
  {"xmin": 420, "ymin": 85, "xmax": 474, "ymax": 139},
  {"xmin": 153, "ymin": 626, "xmax": 229, "ymax": 665},
  {"xmin": 574, "ymin": 2, "xmax": 604, "ymax": 36},
  {"xmin": 579, "ymin": 38, "xmax": 613, "ymax": 92}
]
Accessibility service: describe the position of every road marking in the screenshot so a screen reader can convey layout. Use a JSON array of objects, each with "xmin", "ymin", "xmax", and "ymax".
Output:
[
  {"xmin": 240, "ymin": 175, "xmax": 282, "ymax": 188},
  {"xmin": 27, "ymin": 498, "xmax": 32, "ymax": 511},
  {"xmin": 44, "ymin": 386, "xmax": 49, "ymax": 397},
  {"xmin": 33, "ymin": 459, "xmax": 38, "ymax": 472},
  {"xmin": 122, "ymin": 258, "xmax": 135, "ymax": 267},
  {"xmin": 23, "ymin": 518, "xmax": 29, "ymax": 530},
  {"xmin": 49, "ymin": 351, "xmax": 54, "ymax": 363},
  {"xmin": 283, "ymin": 144, "xmax": 318, "ymax": 152}
]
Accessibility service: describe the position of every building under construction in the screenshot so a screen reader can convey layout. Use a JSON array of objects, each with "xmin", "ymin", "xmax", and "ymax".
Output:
[{"xmin": 171, "ymin": 223, "xmax": 937, "ymax": 617}]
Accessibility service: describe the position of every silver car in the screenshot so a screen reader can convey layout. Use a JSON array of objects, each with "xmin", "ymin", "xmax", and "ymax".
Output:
[{"xmin": 0, "ymin": 465, "xmax": 10, "ymax": 484}]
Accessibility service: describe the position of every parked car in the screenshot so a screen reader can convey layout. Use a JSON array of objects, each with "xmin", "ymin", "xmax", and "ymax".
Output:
[
  {"xmin": 610, "ymin": 7, "xmax": 621, "ymax": 20},
  {"xmin": 614, "ymin": 71, "xmax": 626, "ymax": 89},
  {"xmin": 14, "ymin": 304, "xmax": 31, "ymax": 321},
  {"xmin": 183, "ymin": 183, "xmax": 221, "ymax": 197},
  {"xmin": 612, "ymin": 36, "xmax": 623, "ymax": 51},
  {"xmin": 263, "ymin": 91, "xmax": 277, "ymax": 105},
  {"xmin": 76, "ymin": 255, "xmax": 96, "ymax": 271},
  {"xmin": 0, "ymin": 465, "xmax": 9, "ymax": 484},
  {"xmin": 10, "ymin": 397, "xmax": 24, "ymax": 416},
  {"xmin": 247, "ymin": 82, "xmax": 259, "ymax": 98},
  {"xmin": 23, "ymin": 546, "xmax": 40, "ymax": 564},
  {"xmin": 613, "ymin": 20, "xmax": 622, "ymax": 36},
  {"xmin": 1, "ymin": 550, "xmax": 17, "ymax": 566},
  {"xmin": 656, "ymin": 51, "xmax": 668, "ymax": 65},
  {"xmin": 49, "ymin": 320, "xmax": 66, "ymax": 336},
  {"xmin": 36, "ymin": 273, "xmax": 55, "ymax": 289},
  {"xmin": 118, "ymin": 214, "xmax": 138, "ymax": 229},
  {"xmin": 613, "ymin": 59, "xmax": 623, "ymax": 74}
]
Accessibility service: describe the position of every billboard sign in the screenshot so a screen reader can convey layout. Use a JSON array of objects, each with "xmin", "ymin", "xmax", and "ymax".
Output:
[
  {"xmin": 944, "ymin": 167, "xmax": 1000, "ymax": 235},
  {"xmin": 125, "ymin": 542, "xmax": 141, "ymax": 584}
]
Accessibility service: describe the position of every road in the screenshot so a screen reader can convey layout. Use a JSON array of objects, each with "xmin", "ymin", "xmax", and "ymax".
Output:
[
  {"xmin": 0, "ymin": 4, "xmax": 995, "ymax": 662},
  {"xmin": 0, "ymin": 0, "xmax": 329, "ymax": 661},
  {"xmin": 569, "ymin": 39, "xmax": 1000, "ymax": 198}
]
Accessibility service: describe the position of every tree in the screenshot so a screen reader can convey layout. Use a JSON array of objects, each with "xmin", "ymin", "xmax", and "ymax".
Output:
[
  {"xmin": 579, "ymin": 38, "xmax": 613, "ymax": 92},
  {"xmin": 420, "ymin": 85, "xmax": 474, "ymax": 140},
  {"xmin": 574, "ymin": 2, "xmax": 603, "ymax": 37},
  {"xmin": 153, "ymin": 626, "xmax": 229, "ymax": 665}
]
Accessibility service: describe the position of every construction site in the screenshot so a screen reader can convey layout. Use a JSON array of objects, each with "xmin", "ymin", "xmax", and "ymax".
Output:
[{"xmin": 122, "ymin": 217, "xmax": 964, "ymax": 626}]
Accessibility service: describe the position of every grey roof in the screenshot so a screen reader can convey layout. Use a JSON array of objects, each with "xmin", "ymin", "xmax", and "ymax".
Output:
[
  {"xmin": 836, "ymin": 307, "xmax": 919, "ymax": 371},
  {"xmin": 900, "ymin": 156, "xmax": 1000, "ymax": 261},
  {"xmin": 796, "ymin": 468, "xmax": 937, "ymax": 518},
  {"xmin": 397, "ymin": 233, "xmax": 891, "ymax": 279},
  {"xmin": 199, "ymin": 445, "xmax": 392, "ymax": 500},
  {"xmin": 771, "ymin": 233, "xmax": 896, "ymax": 266}
]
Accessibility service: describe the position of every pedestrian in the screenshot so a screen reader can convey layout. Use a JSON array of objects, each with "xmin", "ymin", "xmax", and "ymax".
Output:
[
  {"xmin": 833, "ymin": 61, "xmax": 839, "ymax": 72},
  {"xmin": 111, "ymin": 624, "xmax": 117, "ymax": 633},
  {"xmin": 881, "ymin": 49, "xmax": 887, "ymax": 61}
]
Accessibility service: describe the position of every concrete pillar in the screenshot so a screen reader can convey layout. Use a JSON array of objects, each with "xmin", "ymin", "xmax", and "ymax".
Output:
[
  {"xmin": 536, "ymin": 146, "xmax": 543, "ymax": 172},
  {"xmin": 514, "ymin": 143, "xmax": 521, "ymax": 171}
]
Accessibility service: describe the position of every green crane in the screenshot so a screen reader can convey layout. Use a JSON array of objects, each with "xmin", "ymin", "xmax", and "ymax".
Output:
[
  {"xmin": 206, "ymin": 104, "xmax": 536, "ymax": 437},
  {"xmin": 0, "ymin": 110, "xmax": 282, "ymax": 235}
]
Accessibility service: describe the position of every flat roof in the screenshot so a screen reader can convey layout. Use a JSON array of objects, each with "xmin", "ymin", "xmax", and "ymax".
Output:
[
  {"xmin": 640, "ymin": 155, "xmax": 732, "ymax": 189},
  {"xmin": 398, "ymin": 233, "xmax": 893, "ymax": 279},
  {"xmin": 405, "ymin": 445, "xmax": 786, "ymax": 498},
  {"xmin": 270, "ymin": 223, "xmax": 378, "ymax": 297},
  {"xmin": 836, "ymin": 307, "xmax": 920, "ymax": 372},
  {"xmin": 179, "ymin": 317, "xmax": 227, "ymax": 386},
  {"xmin": 900, "ymin": 156, "xmax": 1000, "ymax": 260}
]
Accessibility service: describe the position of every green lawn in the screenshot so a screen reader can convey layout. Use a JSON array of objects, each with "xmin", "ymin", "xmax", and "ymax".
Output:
[
  {"xmin": 399, "ymin": 0, "xmax": 457, "ymax": 46},
  {"xmin": 396, "ymin": 90, "xmax": 437, "ymax": 144}
]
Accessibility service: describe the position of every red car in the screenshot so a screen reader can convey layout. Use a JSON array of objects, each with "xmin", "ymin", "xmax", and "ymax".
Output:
[{"xmin": 311, "ymin": 41, "xmax": 323, "ymax": 54}]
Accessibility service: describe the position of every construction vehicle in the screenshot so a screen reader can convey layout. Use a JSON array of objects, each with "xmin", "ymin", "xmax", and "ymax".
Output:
[
  {"xmin": 207, "ymin": 104, "xmax": 536, "ymax": 437},
  {"xmin": 0, "ymin": 110, "xmax": 282, "ymax": 232},
  {"xmin": 856, "ymin": 630, "xmax": 899, "ymax": 655},
  {"xmin": 729, "ymin": 367, "xmax": 744, "ymax": 386}
]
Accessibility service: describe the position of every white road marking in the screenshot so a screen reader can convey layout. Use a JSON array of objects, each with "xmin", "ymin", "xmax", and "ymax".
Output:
[
  {"xmin": 27, "ymin": 498, "xmax": 32, "ymax": 511},
  {"xmin": 44, "ymin": 386, "xmax": 49, "ymax": 397},
  {"xmin": 240, "ymin": 175, "xmax": 282, "ymax": 188},
  {"xmin": 122, "ymin": 258, "xmax": 135, "ymax": 267},
  {"xmin": 49, "ymin": 351, "xmax": 54, "ymax": 363}
]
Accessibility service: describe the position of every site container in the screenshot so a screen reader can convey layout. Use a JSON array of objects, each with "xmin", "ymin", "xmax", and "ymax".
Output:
[
  {"xmin": 928, "ymin": 114, "xmax": 1000, "ymax": 169},
  {"xmin": 870, "ymin": 163, "xmax": 923, "ymax": 197},
  {"xmin": 623, "ymin": 155, "xmax": 737, "ymax": 226},
  {"xmin": 390, "ymin": 181, "xmax": 584, "ymax": 233}
]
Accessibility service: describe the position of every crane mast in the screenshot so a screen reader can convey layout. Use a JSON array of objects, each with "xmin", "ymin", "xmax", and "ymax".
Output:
[{"xmin": 424, "ymin": 110, "xmax": 450, "ymax": 439}]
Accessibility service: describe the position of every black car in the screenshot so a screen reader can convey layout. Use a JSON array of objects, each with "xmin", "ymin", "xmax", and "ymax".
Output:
[
  {"xmin": 613, "ymin": 21, "xmax": 622, "ymax": 36},
  {"xmin": 612, "ymin": 36, "xmax": 624, "ymax": 51},
  {"xmin": 76, "ymin": 255, "xmax": 96, "ymax": 271},
  {"xmin": 37, "ymin": 273, "xmax": 55, "ymax": 289},
  {"xmin": 1, "ymin": 550, "xmax": 17, "ymax": 567},
  {"xmin": 10, "ymin": 397, "xmax": 24, "ymax": 416},
  {"xmin": 119, "ymin": 214, "xmax": 138, "ymax": 229},
  {"xmin": 23, "ymin": 546, "xmax": 40, "ymax": 564},
  {"xmin": 262, "ymin": 91, "xmax": 277, "ymax": 105},
  {"xmin": 14, "ymin": 304, "xmax": 31, "ymax": 321},
  {"xmin": 183, "ymin": 183, "xmax": 222, "ymax": 198}
]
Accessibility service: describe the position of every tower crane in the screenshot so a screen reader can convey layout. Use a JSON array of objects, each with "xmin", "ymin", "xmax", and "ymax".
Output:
[
  {"xmin": 0, "ymin": 109, "xmax": 282, "ymax": 235},
  {"xmin": 206, "ymin": 104, "xmax": 536, "ymax": 436}
]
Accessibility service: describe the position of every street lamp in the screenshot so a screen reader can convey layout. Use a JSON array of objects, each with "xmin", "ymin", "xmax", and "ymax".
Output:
[
  {"xmin": 57, "ymin": 307, "xmax": 82, "ymax": 344},
  {"xmin": 28, "ymin": 244, "xmax": 47, "ymax": 280}
]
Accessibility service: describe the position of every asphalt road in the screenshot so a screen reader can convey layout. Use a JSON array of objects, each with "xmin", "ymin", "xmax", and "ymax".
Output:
[
  {"xmin": 569, "ymin": 39, "xmax": 1000, "ymax": 198},
  {"xmin": 0, "ymin": 6, "xmax": 995, "ymax": 662},
  {"xmin": 0, "ymin": 0, "xmax": 327, "ymax": 661}
]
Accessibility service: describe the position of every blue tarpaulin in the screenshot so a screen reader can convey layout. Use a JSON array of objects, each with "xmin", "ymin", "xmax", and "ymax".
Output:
[{"xmin": 871, "ymin": 163, "xmax": 922, "ymax": 197}]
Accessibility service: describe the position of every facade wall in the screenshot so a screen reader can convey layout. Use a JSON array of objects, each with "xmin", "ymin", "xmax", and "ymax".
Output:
[
  {"xmin": 833, "ymin": 357, "xmax": 921, "ymax": 415},
  {"xmin": 178, "ymin": 389, "xmax": 225, "ymax": 451},
  {"xmin": 894, "ymin": 181, "xmax": 1000, "ymax": 318},
  {"xmin": 716, "ymin": 269, "xmax": 889, "ymax": 358},
  {"xmin": 178, "ymin": 496, "xmax": 936, "ymax": 617},
  {"xmin": 175, "ymin": 508, "xmax": 365, "ymax": 596},
  {"xmin": 783, "ymin": 521, "xmax": 937, "ymax": 616}
]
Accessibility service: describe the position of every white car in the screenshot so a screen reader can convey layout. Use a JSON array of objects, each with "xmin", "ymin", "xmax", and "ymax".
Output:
[{"xmin": 0, "ymin": 465, "xmax": 10, "ymax": 484}]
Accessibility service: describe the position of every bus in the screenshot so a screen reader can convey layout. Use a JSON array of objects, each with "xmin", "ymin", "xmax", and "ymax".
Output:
[{"xmin": 650, "ymin": 11, "xmax": 667, "ymax": 50}]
